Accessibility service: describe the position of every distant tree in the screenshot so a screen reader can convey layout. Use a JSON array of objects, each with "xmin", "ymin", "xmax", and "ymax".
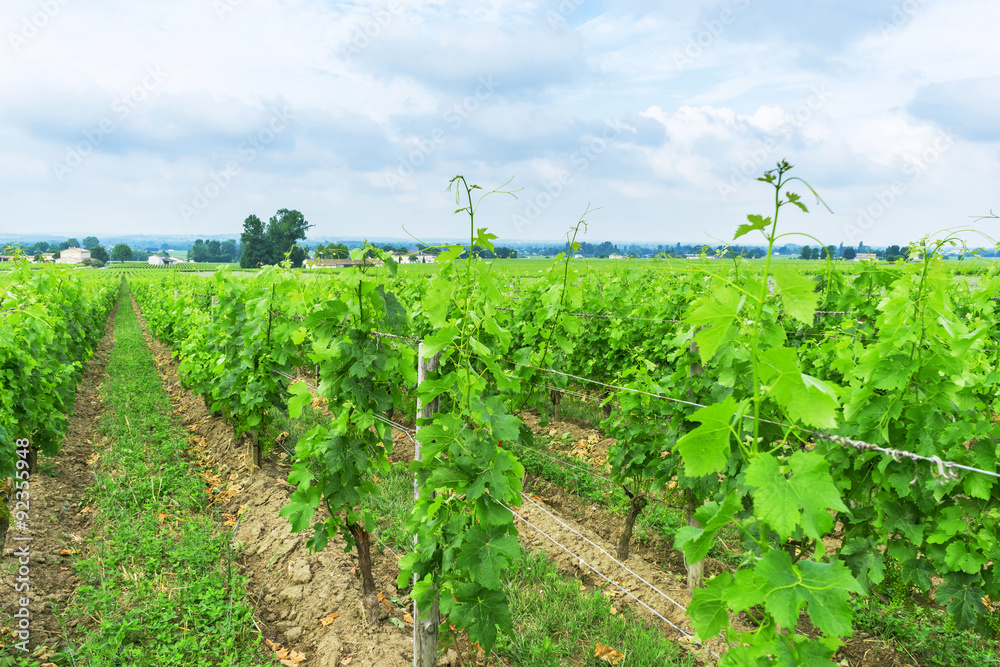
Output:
[
  {"xmin": 89, "ymin": 245, "xmax": 109, "ymax": 263},
  {"xmin": 265, "ymin": 209, "xmax": 313, "ymax": 266},
  {"xmin": 111, "ymin": 244, "xmax": 133, "ymax": 263},
  {"xmin": 825, "ymin": 245, "xmax": 836, "ymax": 260},
  {"xmin": 131, "ymin": 247, "xmax": 150, "ymax": 262},
  {"xmin": 316, "ymin": 242, "xmax": 348, "ymax": 259},
  {"xmin": 800, "ymin": 246, "xmax": 812, "ymax": 260},
  {"xmin": 885, "ymin": 245, "xmax": 902, "ymax": 261},
  {"xmin": 160, "ymin": 242, "xmax": 171, "ymax": 253},
  {"xmin": 495, "ymin": 247, "xmax": 518, "ymax": 259},
  {"xmin": 189, "ymin": 239, "xmax": 207, "ymax": 262},
  {"xmin": 82, "ymin": 236, "xmax": 100, "ymax": 249},
  {"xmin": 240, "ymin": 215, "xmax": 269, "ymax": 268},
  {"xmin": 220, "ymin": 239, "xmax": 239, "ymax": 263},
  {"xmin": 843, "ymin": 247, "xmax": 857, "ymax": 260}
]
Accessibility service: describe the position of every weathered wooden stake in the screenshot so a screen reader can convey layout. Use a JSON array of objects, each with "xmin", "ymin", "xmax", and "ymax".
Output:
[
  {"xmin": 414, "ymin": 344, "xmax": 440, "ymax": 667},
  {"xmin": 26, "ymin": 444, "xmax": 38, "ymax": 475},
  {"xmin": 551, "ymin": 389, "xmax": 562, "ymax": 421},
  {"xmin": 686, "ymin": 330, "xmax": 705, "ymax": 594},
  {"xmin": 684, "ymin": 489, "xmax": 704, "ymax": 595},
  {"xmin": 249, "ymin": 429, "xmax": 261, "ymax": 469}
]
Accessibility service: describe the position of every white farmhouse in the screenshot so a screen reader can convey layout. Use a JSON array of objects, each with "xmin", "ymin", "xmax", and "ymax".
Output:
[{"xmin": 56, "ymin": 247, "xmax": 91, "ymax": 264}]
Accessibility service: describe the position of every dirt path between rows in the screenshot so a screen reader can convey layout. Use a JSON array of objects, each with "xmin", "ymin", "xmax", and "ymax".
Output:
[
  {"xmin": 135, "ymin": 306, "xmax": 420, "ymax": 667},
  {"xmin": 1, "ymin": 306, "xmax": 116, "ymax": 658}
]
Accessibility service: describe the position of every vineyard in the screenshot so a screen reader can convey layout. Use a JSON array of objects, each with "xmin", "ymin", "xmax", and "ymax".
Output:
[{"xmin": 3, "ymin": 170, "xmax": 1000, "ymax": 666}]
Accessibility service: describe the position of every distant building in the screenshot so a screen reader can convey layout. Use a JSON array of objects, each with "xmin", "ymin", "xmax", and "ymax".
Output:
[
  {"xmin": 393, "ymin": 252, "xmax": 437, "ymax": 264},
  {"xmin": 304, "ymin": 258, "xmax": 368, "ymax": 269},
  {"xmin": 56, "ymin": 247, "xmax": 91, "ymax": 264},
  {"xmin": 148, "ymin": 255, "xmax": 185, "ymax": 266},
  {"xmin": 853, "ymin": 253, "xmax": 879, "ymax": 262},
  {"xmin": 608, "ymin": 254, "xmax": 625, "ymax": 259}
]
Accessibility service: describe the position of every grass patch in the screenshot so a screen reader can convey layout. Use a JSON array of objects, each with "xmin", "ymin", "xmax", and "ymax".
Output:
[
  {"xmin": 853, "ymin": 596, "xmax": 1000, "ymax": 667},
  {"xmin": 496, "ymin": 549, "xmax": 695, "ymax": 666},
  {"xmin": 65, "ymin": 284, "xmax": 273, "ymax": 666}
]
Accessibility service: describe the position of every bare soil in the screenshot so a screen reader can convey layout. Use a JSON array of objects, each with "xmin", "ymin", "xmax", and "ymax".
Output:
[
  {"xmin": 140, "ymin": 321, "xmax": 419, "ymax": 666},
  {"xmin": 1, "ymin": 309, "xmax": 115, "ymax": 656}
]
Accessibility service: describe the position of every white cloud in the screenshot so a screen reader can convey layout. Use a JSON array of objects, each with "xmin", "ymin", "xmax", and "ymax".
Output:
[{"xmin": 0, "ymin": 0, "xmax": 997, "ymax": 243}]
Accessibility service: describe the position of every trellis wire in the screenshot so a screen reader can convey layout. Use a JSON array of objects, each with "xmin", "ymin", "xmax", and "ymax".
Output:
[
  {"xmin": 518, "ymin": 492, "xmax": 693, "ymax": 618},
  {"xmin": 494, "ymin": 496, "xmax": 721, "ymax": 660},
  {"xmin": 500, "ymin": 359, "xmax": 1000, "ymax": 482}
]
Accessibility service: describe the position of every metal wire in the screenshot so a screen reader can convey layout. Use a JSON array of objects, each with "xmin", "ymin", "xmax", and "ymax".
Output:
[
  {"xmin": 494, "ymin": 496, "xmax": 721, "ymax": 660},
  {"xmin": 500, "ymin": 359, "xmax": 1000, "ymax": 482},
  {"xmin": 518, "ymin": 493, "xmax": 692, "ymax": 618}
]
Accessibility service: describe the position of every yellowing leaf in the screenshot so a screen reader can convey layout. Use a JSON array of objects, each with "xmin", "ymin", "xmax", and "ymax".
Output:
[
  {"xmin": 319, "ymin": 612, "xmax": 339, "ymax": 626},
  {"xmin": 595, "ymin": 643, "xmax": 625, "ymax": 665}
]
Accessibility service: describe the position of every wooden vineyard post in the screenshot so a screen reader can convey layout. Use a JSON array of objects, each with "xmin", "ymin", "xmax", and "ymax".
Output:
[
  {"xmin": 551, "ymin": 388, "xmax": 562, "ymax": 421},
  {"xmin": 685, "ymin": 330, "xmax": 705, "ymax": 594},
  {"xmin": 414, "ymin": 345, "xmax": 440, "ymax": 667},
  {"xmin": 248, "ymin": 429, "xmax": 261, "ymax": 469},
  {"xmin": 25, "ymin": 444, "xmax": 38, "ymax": 475},
  {"xmin": 684, "ymin": 488, "xmax": 704, "ymax": 595}
]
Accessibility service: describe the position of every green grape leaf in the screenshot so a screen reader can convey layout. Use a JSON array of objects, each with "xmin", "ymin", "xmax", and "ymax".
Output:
[
  {"xmin": 936, "ymin": 576, "xmax": 987, "ymax": 631},
  {"xmin": 279, "ymin": 482, "xmax": 321, "ymax": 532},
  {"xmin": 675, "ymin": 396, "xmax": 738, "ymax": 477},
  {"xmin": 674, "ymin": 491, "xmax": 742, "ymax": 563},
  {"xmin": 840, "ymin": 536, "xmax": 886, "ymax": 590},
  {"xmin": 442, "ymin": 582, "xmax": 511, "ymax": 651},
  {"xmin": 686, "ymin": 287, "xmax": 744, "ymax": 365},
  {"xmin": 725, "ymin": 568, "xmax": 768, "ymax": 612},
  {"xmin": 421, "ymin": 324, "xmax": 459, "ymax": 357},
  {"xmin": 426, "ymin": 465, "xmax": 471, "ymax": 491},
  {"xmin": 773, "ymin": 266, "xmax": 819, "ymax": 326},
  {"xmin": 287, "ymin": 381, "xmax": 313, "ymax": 418},
  {"xmin": 454, "ymin": 527, "xmax": 520, "ymax": 589},
  {"xmin": 734, "ymin": 214, "xmax": 772, "ymax": 240},
  {"xmin": 927, "ymin": 505, "xmax": 966, "ymax": 544},
  {"xmin": 757, "ymin": 550, "xmax": 862, "ymax": 636},
  {"xmin": 467, "ymin": 450, "xmax": 519, "ymax": 501},
  {"xmin": 746, "ymin": 451, "xmax": 846, "ymax": 540},
  {"xmin": 944, "ymin": 541, "xmax": 987, "ymax": 575},
  {"xmin": 688, "ymin": 572, "xmax": 731, "ymax": 638},
  {"xmin": 759, "ymin": 347, "xmax": 839, "ymax": 429}
]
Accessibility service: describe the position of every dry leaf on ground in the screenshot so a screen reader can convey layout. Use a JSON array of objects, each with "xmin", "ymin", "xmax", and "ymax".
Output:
[{"xmin": 595, "ymin": 643, "xmax": 625, "ymax": 665}]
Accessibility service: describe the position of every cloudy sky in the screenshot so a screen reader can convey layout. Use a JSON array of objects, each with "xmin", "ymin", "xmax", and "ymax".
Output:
[{"xmin": 1, "ymin": 0, "xmax": 997, "ymax": 245}]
